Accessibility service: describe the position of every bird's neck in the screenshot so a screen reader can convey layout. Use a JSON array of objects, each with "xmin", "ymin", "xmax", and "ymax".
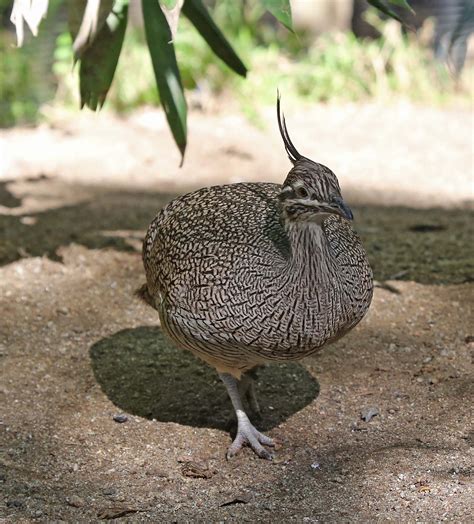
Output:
[{"xmin": 284, "ymin": 220, "xmax": 336, "ymax": 284}]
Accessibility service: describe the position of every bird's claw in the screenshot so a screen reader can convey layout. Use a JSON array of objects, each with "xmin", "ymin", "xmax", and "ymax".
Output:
[{"xmin": 226, "ymin": 421, "xmax": 275, "ymax": 460}]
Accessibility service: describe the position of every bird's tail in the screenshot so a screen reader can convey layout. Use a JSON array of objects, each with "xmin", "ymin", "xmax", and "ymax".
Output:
[{"xmin": 134, "ymin": 283, "xmax": 154, "ymax": 307}]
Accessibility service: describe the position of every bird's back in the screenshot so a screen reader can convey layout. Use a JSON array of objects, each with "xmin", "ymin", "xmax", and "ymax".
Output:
[{"xmin": 143, "ymin": 182, "xmax": 289, "ymax": 299}]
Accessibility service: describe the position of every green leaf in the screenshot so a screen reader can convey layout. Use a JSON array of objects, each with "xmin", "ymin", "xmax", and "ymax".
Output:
[
  {"xmin": 159, "ymin": 0, "xmax": 183, "ymax": 38},
  {"xmin": 142, "ymin": 0, "xmax": 187, "ymax": 161},
  {"xmin": 68, "ymin": 0, "xmax": 115, "ymax": 57},
  {"xmin": 261, "ymin": 0, "xmax": 292, "ymax": 31},
  {"xmin": 79, "ymin": 0, "xmax": 129, "ymax": 110},
  {"xmin": 367, "ymin": 0, "xmax": 406, "ymax": 25},
  {"xmin": 182, "ymin": 0, "xmax": 247, "ymax": 77},
  {"xmin": 160, "ymin": 0, "xmax": 178, "ymax": 8},
  {"xmin": 387, "ymin": 0, "xmax": 415, "ymax": 15}
]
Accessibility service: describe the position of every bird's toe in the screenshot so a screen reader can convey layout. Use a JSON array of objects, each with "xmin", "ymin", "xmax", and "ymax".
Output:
[
  {"xmin": 255, "ymin": 431, "xmax": 275, "ymax": 447},
  {"xmin": 226, "ymin": 422, "xmax": 274, "ymax": 460}
]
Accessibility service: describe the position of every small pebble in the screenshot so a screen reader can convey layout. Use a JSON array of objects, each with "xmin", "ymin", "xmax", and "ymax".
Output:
[
  {"xmin": 20, "ymin": 216, "xmax": 37, "ymax": 226},
  {"xmin": 113, "ymin": 414, "xmax": 128, "ymax": 423},
  {"xmin": 361, "ymin": 406, "xmax": 379, "ymax": 422},
  {"xmin": 66, "ymin": 495, "xmax": 85, "ymax": 508},
  {"xmin": 273, "ymin": 453, "xmax": 291, "ymax": 465}
]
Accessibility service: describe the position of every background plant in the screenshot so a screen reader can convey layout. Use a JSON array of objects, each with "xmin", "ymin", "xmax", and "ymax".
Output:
[
  {"xmin": 5, "ymin": 0, "xmax": 420, "ymax": 158},
  {"xmin": 2, "ymin": 0, "xmax": 471, "ymax": 159}
]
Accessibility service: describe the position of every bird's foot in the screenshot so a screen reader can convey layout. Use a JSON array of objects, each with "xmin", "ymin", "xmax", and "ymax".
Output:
[{"xmin": 227, "ymin": 410, "xmax": 274, "ymax": 460}]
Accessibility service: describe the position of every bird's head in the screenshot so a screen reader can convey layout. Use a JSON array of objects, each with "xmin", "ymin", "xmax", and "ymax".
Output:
[{"xmin": 277, "ymin": 95, "xmax": 353, "ymax": 225}]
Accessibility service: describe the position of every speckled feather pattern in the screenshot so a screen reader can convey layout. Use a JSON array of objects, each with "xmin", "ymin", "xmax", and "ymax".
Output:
[{"xmin": 143, "ymin": 180, "xmax": 373, "ymax": 376}]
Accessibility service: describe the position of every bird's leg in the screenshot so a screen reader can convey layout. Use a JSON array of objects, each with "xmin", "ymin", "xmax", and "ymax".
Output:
[
  {"xmin": 219, "ymin": 372, "xmax": 274, "ymax": 460},
  {"xmin": 238, "ymin": 371, "xmax": 261, "ymax": 417},
  {"xmin": 245, "ymin": 377, "xmax": 261, "ymax": 416},
  {"xmin": 225, "ymin": 372, "xmax": 261, "ymax": 432}
]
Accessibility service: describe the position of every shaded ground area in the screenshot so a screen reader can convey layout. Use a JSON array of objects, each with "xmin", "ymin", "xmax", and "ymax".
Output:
[
  {"xmin": 0, "ymin": 177, "xmax": 472, "ymax": 284},
  {"xmin": 90, "ymin": 327, "xmax": 319, "ymax": 431},
  {"xmin": 1, "ymin": 104, "xmax": 473, "ymax": 521},
  {"xmin": 1, "ymin": 248, "xmax": 472, "ymax": 521}
]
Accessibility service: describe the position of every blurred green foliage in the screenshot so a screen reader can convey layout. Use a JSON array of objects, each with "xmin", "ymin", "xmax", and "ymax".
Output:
[
  {"xmin": 0, "ymin": 31, "xmax": 40, "ymax": 126},
  {"xmin": 103, "ymin": 7, "xmax": 466, "ymax": 116},
  {"xmin": 0, "ymin": 0, "xmax": 471, "ymax": 128},
  {"xmin": 0, "ymin": 0, "xmax": 64, "ymax": 126}
]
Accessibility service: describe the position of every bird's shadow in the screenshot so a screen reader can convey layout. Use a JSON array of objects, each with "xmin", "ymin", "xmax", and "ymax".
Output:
[{"xmin": 90, "ymin": 326, "xmax": 320, "ymax": 431}]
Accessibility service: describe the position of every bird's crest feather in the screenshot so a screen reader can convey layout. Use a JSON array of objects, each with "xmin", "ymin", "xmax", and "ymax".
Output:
[{"xmin": 277, "ymin": 92, "xmax": 302, "ymax": 164}]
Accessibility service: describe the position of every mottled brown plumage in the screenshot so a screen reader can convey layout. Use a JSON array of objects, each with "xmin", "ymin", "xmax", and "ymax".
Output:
[{"xmin": 141, "ymin": 98, "xmax": 373, "ymax": 459}]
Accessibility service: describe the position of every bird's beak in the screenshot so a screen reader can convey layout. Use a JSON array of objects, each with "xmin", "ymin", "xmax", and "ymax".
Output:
[
  {"xmin": 334, "ymin": 198, "xmax": 354, "ymax": 221},
  {"xmin": 339, "ymin": 200, "xmax": 354, "ymax": 220}
]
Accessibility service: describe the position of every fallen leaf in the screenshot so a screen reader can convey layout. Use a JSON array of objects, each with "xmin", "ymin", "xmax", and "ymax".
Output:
[
  {"xmin": 418, "ymin": 485, "xmax": 431, "ymax": 493},
  {"xmin": 180, "ymin": 462, "xmax": 214, "ymax": 479},
  {"xmin": 97, "ymin": 506, "xmax": 142, "ymax": 519},
  {"xmin": 409, "ymin": 224, "xmax": 445, "ymax": 233},
  {"xmin": 220, "ymin": 493, "xmax": 251, "ymax": 506}
]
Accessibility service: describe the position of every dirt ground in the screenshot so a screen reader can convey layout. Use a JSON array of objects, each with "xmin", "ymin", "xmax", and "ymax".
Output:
[{"xmin": 0, "ymin": 103, "xmax": 473, "ymax": 522}]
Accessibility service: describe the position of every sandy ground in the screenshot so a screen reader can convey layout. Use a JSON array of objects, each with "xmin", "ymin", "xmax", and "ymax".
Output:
[{"xmin": 0, "ymin": 102, "xmax": 473, "ymax": 522}]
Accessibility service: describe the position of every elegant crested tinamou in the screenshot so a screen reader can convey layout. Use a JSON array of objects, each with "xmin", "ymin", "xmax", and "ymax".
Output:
[{"xmin": 139, "ymin": 97, "xmax": 373, "ymax": 459}]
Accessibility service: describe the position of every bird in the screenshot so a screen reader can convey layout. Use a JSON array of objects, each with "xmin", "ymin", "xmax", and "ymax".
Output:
[{"xmin": 139, "ymin": 96, "xmax": 373, "ymax": 460}]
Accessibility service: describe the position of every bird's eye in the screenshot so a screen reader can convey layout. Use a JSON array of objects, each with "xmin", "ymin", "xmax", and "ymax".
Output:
[{"xmin": 295, "ymin": 186, "xmax": 309, "ymax": 199}]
